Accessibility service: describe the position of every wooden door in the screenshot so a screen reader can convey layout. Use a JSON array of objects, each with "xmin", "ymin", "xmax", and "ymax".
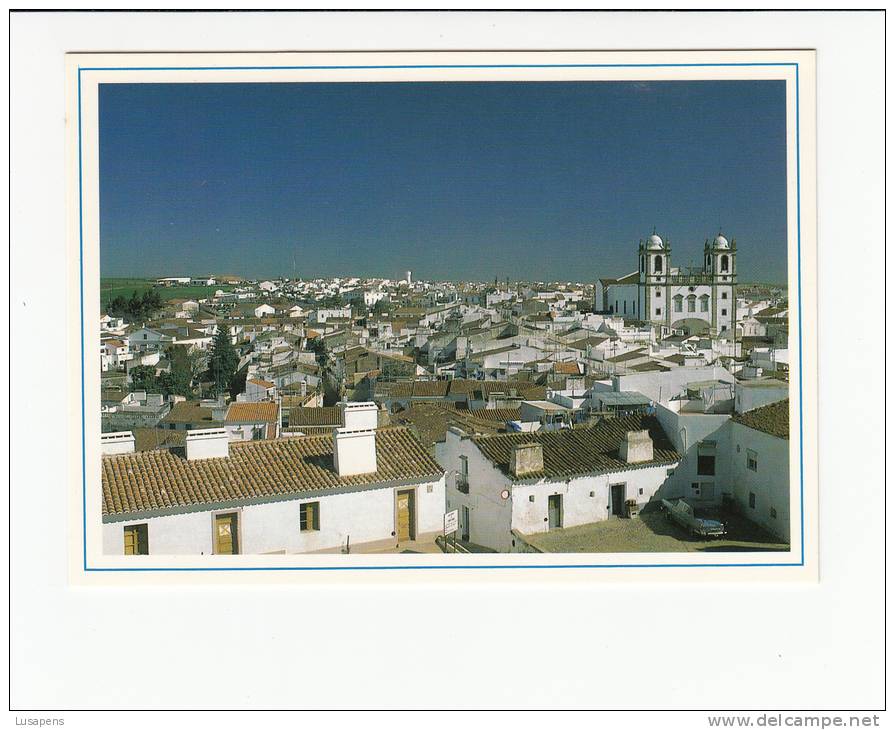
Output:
[
  {"xmin": 123, "ymin": 524, "xmax": 148, "ymax": 555},
  {"xmin": 215, "ymin": 513, "xmax": 239, "ymax": 554},
  {"xmin": 396, "ymin": 490, "xmax": 415, "ymax": 541}
]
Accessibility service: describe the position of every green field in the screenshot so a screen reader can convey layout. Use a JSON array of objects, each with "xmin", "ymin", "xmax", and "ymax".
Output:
[{"xmin": 100, "ymin": 278, "xmax": 236, "ymax": 303}]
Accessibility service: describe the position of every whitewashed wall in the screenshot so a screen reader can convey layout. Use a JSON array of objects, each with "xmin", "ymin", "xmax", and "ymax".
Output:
[
  {"xmin": 510, "ymin": 464, "xmax": 675, "ymax": 538},
  {"xmin": 437, "ymin": 429, "xmax": 514, "ymax": 552},
  {"xmin": 655, "ymin": 404, "xmax": 731, "ymax": 505},
  {"xmin": 102, "ymin": 477, "xmax": 445, "ymax": 555},
  {"xmin": 437, "ymin": 428, "xmax": 679, "ymax": 552},
  {"xmin": 734, "ymin": 382, "xmax": 789, "ymax": 414},
  {"xmin": 728, "ymin": 424, "xmax": 790, "ymax": 542}
]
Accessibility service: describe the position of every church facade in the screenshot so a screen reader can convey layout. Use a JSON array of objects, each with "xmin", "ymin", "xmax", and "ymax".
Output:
[{"xmin": 598, "ymin": 231, "xmax": 737, "ymax": 336}]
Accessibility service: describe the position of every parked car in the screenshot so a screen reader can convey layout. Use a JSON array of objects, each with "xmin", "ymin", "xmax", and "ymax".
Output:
[{"xmin": 661, "ymin": 498, "xmax": 727, "ymax": 539}]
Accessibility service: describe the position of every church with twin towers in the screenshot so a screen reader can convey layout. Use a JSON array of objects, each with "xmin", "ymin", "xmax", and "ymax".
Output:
[{"xmin": 598, "ymin": 230, "xmax": 738, "ymax": 336}]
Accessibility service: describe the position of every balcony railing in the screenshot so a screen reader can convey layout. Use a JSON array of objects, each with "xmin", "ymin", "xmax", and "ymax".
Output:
[{"xmin": 456, "ymin": 473, "xmax": 470, "ymax": 494}]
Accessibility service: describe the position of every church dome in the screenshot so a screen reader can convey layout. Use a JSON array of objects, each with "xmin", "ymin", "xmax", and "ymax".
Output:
[
  {"xmin": 713, "ymin": 234, "xmax": 730, "ymax": 249},
  {"xmin": 646, "ymin": 233, "xmax": 664, "ymax": 250}
]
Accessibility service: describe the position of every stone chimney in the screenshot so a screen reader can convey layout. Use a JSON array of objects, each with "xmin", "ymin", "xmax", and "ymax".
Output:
[
  {"xmin": 333, "ymin": 401, "xmax": 378, "ymax": 477},
  {"xmin": 186, "ymin": 428, "xmax": 230, "ymax": 460},
  {"xmin": 101, "ymin": 431, "xmax": 135, "ymax": 455},
  {"xmin": 510, "ymin": 441, "xmax": 544, "ymax": 478},
  {"xmin": 619, "ymin": 430, "xmax": 654, "ymax": 464}
]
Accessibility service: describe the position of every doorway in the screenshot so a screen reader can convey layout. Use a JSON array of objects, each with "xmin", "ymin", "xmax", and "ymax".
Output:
[
  {"xmin": 214, "ymin": 512, "xmax": 239, "ymax": 554},
  {"xmin": 548, "ymin": 494, "xmax": 563, "ymax": 530},
  {"xmin": 461, "ymin": 505, "xmax": 470, "ymax": 542},
  {"xmin": 610, "ymin": 484, "xmax": 626, "ymax": 517},
  {"xmin": 396, "ymin": 489, "xmax": 416, "ymax": 541}
]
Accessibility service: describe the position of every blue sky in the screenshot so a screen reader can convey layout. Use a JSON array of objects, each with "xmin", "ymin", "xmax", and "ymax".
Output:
[{"xmin": 99, "ymin": 80, "xmax": 787, "ymax": 283}]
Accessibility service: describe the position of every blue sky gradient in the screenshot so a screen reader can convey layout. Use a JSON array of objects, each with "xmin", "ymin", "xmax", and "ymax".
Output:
[{"xmin": 99, "ymin": 80, "xmax": 787, "ymax": 283}]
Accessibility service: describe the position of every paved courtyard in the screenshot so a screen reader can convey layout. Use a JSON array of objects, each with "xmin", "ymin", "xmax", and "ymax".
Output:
[{"xmin": 521, "ymin": 508, "xmax": 789, "ymax": 553}]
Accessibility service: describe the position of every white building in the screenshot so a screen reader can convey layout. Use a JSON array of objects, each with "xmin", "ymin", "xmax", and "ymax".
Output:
[
  {"xmin": 102, "ymin": 402, "xmax": 446, "ymax": 555},
  {"xmin": 599, "ymin": 231, "xmax": 737, "ymax": 336},
  {"xmin": 436, "ymin": 415, "xmax": 680, "ymax": 552},
  {"xmin": 734, "ymin": 378, "xmax": 789, "ymax": 415},
  {"xmin": 728, "ymin": 400, "xmax": 790, "ymax": 541},
  {"xmin": 309, "ymin": 307, "xmax": 352, "ymax": 325}
]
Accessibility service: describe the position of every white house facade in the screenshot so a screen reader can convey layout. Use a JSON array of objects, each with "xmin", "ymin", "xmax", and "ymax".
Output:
[
  {"xmin": 102, "ymin": 403, "xmax": 446, "ymax": 555},
  {"xmin": 436, "ymin": 415, "xmax": 681, "ymax": 552},
  {"xmin": 728, "ymin": 400, "xmax": 790, "ymax": 542}
]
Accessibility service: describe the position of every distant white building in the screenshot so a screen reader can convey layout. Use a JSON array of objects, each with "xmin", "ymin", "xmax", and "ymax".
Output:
[
  {"xmin": 599, "ymin": 231, "xmax": 737, "ymax": 336},
  {"xmin": 309, "ymin": 307, "xmax": 352, "ymax": 325}
]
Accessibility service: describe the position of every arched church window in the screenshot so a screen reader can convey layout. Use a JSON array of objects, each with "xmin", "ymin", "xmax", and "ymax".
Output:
[
  {"xmin": 687, "ymin": 295, "xmax": 696, "ymax": 313},
  {"xmin": 700, "ymin": 295, "xmax": 710, "ymax": 312},
  {"xmin": 654, "ymin": 255, "xmax": 663, "ymax": 273},
  {"xmin": 673, "ymin": 295, "xmax": 683, "ymax": 313},
  {"xmin": 720, "ymin": 255, "xmax": 729, "ymax": 272}
]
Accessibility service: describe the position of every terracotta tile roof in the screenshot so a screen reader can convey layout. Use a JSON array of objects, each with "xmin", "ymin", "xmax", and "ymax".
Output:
[
  {"xmin": 161, "ymin": 401, "xmax": 217, "ymax": 425},
  {"xmin": 102, "ymin": 427, "xmax": 442, "ymax": 517},
  {"xmin": 732, "ymin": 399, "xmax": 789, "ymax": 440},
  {"xmin": 286, "ymin": 406, "xmax": 342, "ymax": 427},
  {"xmin": 101, "ymin": 389, "xmax": 128, "ymax": 403},
  {"xmin": 410, "ymin": 381, "xmax": 450, "ymax": 398},
  {"xmin": 568, "ymin": 335, "xmax": 609, "ymax": 350},
  {"xmin": 225, "ymin": 401, "xmax": 279, "ymax": 423},
  {"xmin": 606, "ymin": 348, "xmax": 648, "ymax": 363},
  {"xmin": 466, "ymin": 407, "xmax": 522, "ymax": 423},
  {"xmin": 553, "ymin": 361, "xmax": 582, "ymax": 375},
  {"xmin": 472, "ymin": 415, "xmax": 679, "ymax": 480},
  {"xmin": 132, "ymin": 428, "xmax": 187, "ymax": 452},
  {"xmin": 600, "ymin": 271, "xmax": 639, "ymax": 286},
  {"xmin": 392, "ymin": 404, "xmax": 501, "ymax": 448},
  {"xmin": 629, "ymin": 361, "xmax": 671, "ymax": 372},
  {"xmin": 247, "ymin": 378, "xmax": 275, "ymax": 388}
]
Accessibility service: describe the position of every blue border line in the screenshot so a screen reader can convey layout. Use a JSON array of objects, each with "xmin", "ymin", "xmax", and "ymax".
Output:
[{"xmin": 79, "ymin": 62, "xmax": 804, "ymax": 572}]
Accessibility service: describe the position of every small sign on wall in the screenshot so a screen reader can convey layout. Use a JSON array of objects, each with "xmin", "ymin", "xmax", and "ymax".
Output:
[{"xmin": 443, "ymin": 509, "xmax": 459, "ymax": 535}]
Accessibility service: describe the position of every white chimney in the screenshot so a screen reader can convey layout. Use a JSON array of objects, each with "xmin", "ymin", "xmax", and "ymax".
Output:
[
  {"xmin": 333, "ymin": 401, "xmax": 379, "ymax": 477},
  {"xmin": 186, "ymin": 428, "xmax": 230, "ymax": 460},
  {"xmin": 101, "ymin": 431, "xmax": 135, "ymax": 455},
  {"xmin": 340, "ymin": 401, "xmax": 379, "ymax": 431},
  {"xmin": 619, "ymin": 430, "xmax": 654, "ymax": 464}
]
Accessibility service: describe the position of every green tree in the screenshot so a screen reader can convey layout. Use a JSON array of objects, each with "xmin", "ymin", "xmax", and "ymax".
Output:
[
  {"xmin": 372, "ymin": 298, "xmax": 393, "ymax": 316},
  {"xmin": 208, "ymin": 327, "xmax": 239, "ymax": 395},
  {"xmin": 129, "ymin": 365, "xmax": 158, "ymax": 392},
  {"xmin": 166, "ymin": 346, "xmax": 201, "ymax": 397}
]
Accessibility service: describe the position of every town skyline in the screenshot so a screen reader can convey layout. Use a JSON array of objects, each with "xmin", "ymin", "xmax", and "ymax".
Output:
[{"xmin": 99, "ymin": 80, "xmax": 788, "ymax": 283}]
